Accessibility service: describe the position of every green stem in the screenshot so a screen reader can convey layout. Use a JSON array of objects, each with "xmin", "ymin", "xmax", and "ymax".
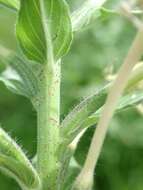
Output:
[
  {"xmin": 37, "ymin": 62, "xmax": 61, "ymax": 190},
  {"xmin": 37, "ymin": 1, "xmax": 61, "ymax": 189}
]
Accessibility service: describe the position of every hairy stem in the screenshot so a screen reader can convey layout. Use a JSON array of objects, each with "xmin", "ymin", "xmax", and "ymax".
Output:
[
  {"xmin": 73, "ymin": 26, "xmax": 143, "ymax": 190},
  {"xmin": 37, "ymin": 62, "xmax": 60, "ymax": 190},
  {"xmin": 36, "ymin": 1, "xmax": 61, "ymax": 189}
]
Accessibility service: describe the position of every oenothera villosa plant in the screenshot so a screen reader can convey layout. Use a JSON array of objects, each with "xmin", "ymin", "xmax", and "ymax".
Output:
[{"xmin": 0, "ymin": 0, "xmax": 143, "ymax": 190}]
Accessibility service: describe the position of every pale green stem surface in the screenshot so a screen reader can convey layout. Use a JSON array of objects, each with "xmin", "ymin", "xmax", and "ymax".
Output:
[
  {"xmin": 37, "ymin": 62, "xmax": 60, "ymax": 190},
  {"xmin": 37, "ymin": 1, "xmax": 61, "ymax": 189}
]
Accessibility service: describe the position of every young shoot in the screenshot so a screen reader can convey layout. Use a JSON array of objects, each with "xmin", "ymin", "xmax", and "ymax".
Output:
[{"xmin": 0, "ymin": 0, "xmax": 143, "ymax": 190}]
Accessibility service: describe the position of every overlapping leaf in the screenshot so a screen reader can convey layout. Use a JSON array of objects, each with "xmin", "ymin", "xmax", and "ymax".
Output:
[
  {"xmin": 84, "ymin": 90, "xmax": 143, "ymax": 132},
  {"xmin": 0, "ymin": 0, "xmax": 19, "ymax": 10},
  {"xmin": 72, "ymin": 0, "xmax": 107, "ymax": 31},
  {"xmin": 0, "ymin": 55, "xmax": 40, "ymax": 108},
  {"xmin": 61, "ymin": 88, "xmax": 143, "ymax": 144},
  {"xmin": 16, "ymin": 0, "xmax": 72, "ymax": 64},
  {"xmin": 0, "ymin": 127, "xmax": 40, "ymax": 189},
  {"xmin": 61, "ymin": 86, "xmax": 108, "ymax": 141},
  {"xmin": 0, "ymin": 0, "xmax": 114, "ymax": 33}
]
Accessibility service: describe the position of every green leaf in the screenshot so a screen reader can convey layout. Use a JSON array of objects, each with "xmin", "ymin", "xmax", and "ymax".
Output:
[
  {"xmin": 0, "ymin": 55, "xmax": 40, "ymax": 109},
  {"xmin": 85, "ymin": 90, "xmax": 143, "ymax": 129},
  {"xmin": 61, "ymin": 61, "xmax": 143, "ymax": 144},
  {"xmin": 72, "ymin": 0, "xmax": 107, "ymax": 31},
  {"xmin": 72, "ymin": 7, "xmax": 117, "ymax": 32},
  {"xmin": 16, "ymin": 0, "xmax": 73, "ymax": 64},
  {"xmin": 0, "ymin": 127, "xmax": 40, "ymax": 189},
  {"xmin": 0, "ymin": 0, "xmax": 20, "ymax": 10},
  {"xmin": 61, "ymin": 158, "xmax": 80, "ymax": 190},
  {"xmin": 61, "ymin": 88, "xmax": 143, "ymax": 145},
  {"xmin": 60, "ymin": 86, "xmax": 108, "ymax": 144}
]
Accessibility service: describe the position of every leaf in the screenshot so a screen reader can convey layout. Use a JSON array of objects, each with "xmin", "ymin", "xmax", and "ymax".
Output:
[
  {"xmin": 72, "ymin": 7, "xmax": 118, "ymax": 32},
  {"xmin": 0, "ymin": 55, "xmax": 40, "ymax": 109},
  {"xmin": 61, "ymin": 60, "xmax": 143, "ymax": 144},
  {"xmin": 60, "ymin": 86, "xmax": 108, "ymax": 144},
  {"xmin": 0, "ymin": 0, "xmax": 20, "ymax": 10},
  {"xmin": 16, "ymin": 0, "xmax": 73, "ymax": 64},
  {"xmin": 0, "ymin": 0, "xmax": 115, "ymax": 33},
  {"xmin": 72, "ymin": 91, "xmax": 143, "ymax": 144},
  {"xmin": 72, "ymin": 0, "xmax": 107, "ymax": 31},
  {"xmin": 61, "ymin": 85, "xmax": 143, "ymax": 145},
  {"xmin": 0, "ymin": 127, "xmax": 40, "ymax": 189},
  {"xmin": 85, "ymin": 90, "xmax": 143, "ymax": 128},
  {"xmin": 57, "ymin": 145, "xmax": 81, "ymax": 190},
  {"xmin": 61, "ymin": 158, "xmax": 80, "ymax": 190}
]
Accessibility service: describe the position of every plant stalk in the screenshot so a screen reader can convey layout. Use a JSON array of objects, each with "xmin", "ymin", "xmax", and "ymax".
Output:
[
  {"xmin": 73, "ymin": 26, "xmax": 143, "ymax": 190},
  {"xmin": 37, "ymin": 1, "xmax": 61, "ymax": 189},
  {"xmin": 37, "ymin": 62, "xmax": 61, "ymax": 190}
]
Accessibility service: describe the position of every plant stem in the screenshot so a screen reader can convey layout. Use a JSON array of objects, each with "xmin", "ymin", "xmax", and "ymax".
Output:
[
  {"xmin": 37, "ymin": 1, "xmax": 61, "ymax": 189},
  {"xmin": 37, "ymin": 62, "xmax": 61, "ymax": 190},
  {"xmin": 73, "ymin": 26, "xmax": 143, "ymax": 190}
]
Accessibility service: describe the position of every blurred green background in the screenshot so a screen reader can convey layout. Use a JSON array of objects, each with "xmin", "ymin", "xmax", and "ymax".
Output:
[{"xmin": 0, "ymin": 0, "xmax": 143, "ymax": 189}]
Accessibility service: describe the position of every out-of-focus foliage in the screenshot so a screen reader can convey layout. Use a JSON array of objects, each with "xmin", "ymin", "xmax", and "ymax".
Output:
[
  {"xmin": 0, "ymin": 0, "xmax": 19, "ymax": 10},
  {"xmin": 0, "ymin": 0, "xmax": 143, "ymax": 189}
]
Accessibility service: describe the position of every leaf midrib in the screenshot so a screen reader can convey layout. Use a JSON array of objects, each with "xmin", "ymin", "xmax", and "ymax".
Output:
[{"xmin": 39, "ymin": 0, "xmax": 54, "ymax": 65}]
